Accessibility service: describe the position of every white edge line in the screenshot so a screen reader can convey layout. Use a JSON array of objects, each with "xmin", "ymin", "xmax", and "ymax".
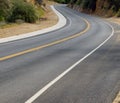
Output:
[
  {"xmin": 25, "ymin": 22, "xmax": 114, "ymax": 103},
  {"xmin": 0, "ymin": 5, "xmax": 67, "ymax": 44}
]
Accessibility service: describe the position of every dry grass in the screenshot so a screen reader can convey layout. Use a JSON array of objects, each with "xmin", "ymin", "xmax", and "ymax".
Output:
[{"xmin": 0, "ymin": 0, "xmax": 58, "ymax": 38}]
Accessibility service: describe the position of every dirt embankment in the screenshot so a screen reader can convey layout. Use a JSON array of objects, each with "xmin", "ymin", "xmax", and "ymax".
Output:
[{"xmin": 68, "ymin": 0, "xmax": 119, "ymax": 17}]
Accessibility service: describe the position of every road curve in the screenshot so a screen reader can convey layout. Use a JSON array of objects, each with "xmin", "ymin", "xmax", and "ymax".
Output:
[{"xmin": 0, "ymin": 5, "xmax": 119, "ymax": 103}]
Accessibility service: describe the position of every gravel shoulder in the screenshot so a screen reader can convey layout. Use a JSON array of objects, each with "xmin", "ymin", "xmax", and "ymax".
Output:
[
  {"xmin": 107, "ymin": 17, "xmax": 120, "ymax": 42},
  {"xmin": 0, "ymin": 1, "xmax": 58, "ymax": 38}
]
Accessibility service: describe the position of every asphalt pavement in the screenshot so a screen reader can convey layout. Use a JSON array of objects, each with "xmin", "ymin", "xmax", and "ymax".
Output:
[{"xmin": 0, "ymin": 5, "xmax": 119, "ymax": 103}]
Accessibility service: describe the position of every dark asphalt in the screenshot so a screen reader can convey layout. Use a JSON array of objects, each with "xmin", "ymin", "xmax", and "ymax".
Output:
[{"xmin": 0, "ymin": 5, "xmax": 119, "ymax": 103}]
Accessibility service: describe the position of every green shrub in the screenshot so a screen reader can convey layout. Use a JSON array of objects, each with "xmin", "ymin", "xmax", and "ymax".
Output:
[
  {"xmin": 76, "ymin": 0, "xmax": 82, "ymax": 5},
  {"xmin": 36, "ymin": 7, "xmax": 44, "ymax": 19},
  {"xmin": 116, "ymin": 9, "xmax": 120, "ymax": 17},
  {"xmin": 81, "ymin": 0, "xmax": 89, "ymax": 9},
  {"xmin": 54, "ymin": 0, "xmax": 67, "ymax": 4},
  {"xmin": 8, "ymin": 0, "xmax": 38, "ymax": 23},
  {"xmin": 0, "ymin": 16, "xmax": 5, "ymax": 22},
  {"xmin": 0, "ymin": 0, "xmax": 11, "ymax": 20}
]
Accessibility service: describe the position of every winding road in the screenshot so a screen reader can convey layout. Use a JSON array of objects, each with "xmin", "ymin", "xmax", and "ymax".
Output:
[{"xmin": 0, "ymin": 5, "xmax": 120, "ymax": 103}]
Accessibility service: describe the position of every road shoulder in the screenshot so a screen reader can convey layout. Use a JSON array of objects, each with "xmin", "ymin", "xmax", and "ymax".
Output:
[
  {"xmin": 113, "ymin": 92, "xmax": 120, "ymax": 103},
  {"xmin": 106, "ymin": 18, "xmax": 120, "ymax": 103}
]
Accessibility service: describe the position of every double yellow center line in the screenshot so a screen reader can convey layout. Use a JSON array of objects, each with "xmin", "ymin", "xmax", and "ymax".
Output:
[{"xmin": 0, "ymin": 18, "xmax": 90, "ymax": 61}]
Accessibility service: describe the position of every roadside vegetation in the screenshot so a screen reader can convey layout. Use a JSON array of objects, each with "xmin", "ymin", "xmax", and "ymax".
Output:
[
  {"xmin": 51, "ymin": 0, "xmax": 120, "ymax": 17},
  {"xmin": 1, "ymin": 0, "xmax": 120, "ymax": 24},
  {"xmin": 57, "ymin": 0, "xmax": 120, "ymax": 17},
  {"xmin": 0, "ymin": 0, "xmax": 11, "ymax": 22},
  {"xmin": 0, "ymin": 0, "xmax": 44, "ymax": 25},
  {"xmin": 53, "ymin": 0, "xmax": 65, "ymax": 3},
  {"xmin": 53, "ymin": 0, "xmax": 69, "ymax": 4},
  {"xmin": 0, "ymin": 0, "xmax": 58, "ymax": 38}
]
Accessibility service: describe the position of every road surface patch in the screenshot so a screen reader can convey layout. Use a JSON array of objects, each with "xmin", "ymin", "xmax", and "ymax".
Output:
[
  {"xmin": 25, "ymin": 22, "xmax": 114, "ymax": 103},
  {"xmin": 0, "ymin": 18, "xmax": 90, "ymax": 61}
]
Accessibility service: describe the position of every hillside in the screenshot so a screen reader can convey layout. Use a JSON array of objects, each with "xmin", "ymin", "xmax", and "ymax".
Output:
[
  {"xmin": 0, "ymin": 0, "xmax": 58, "ymax": 38},
  {"xmin": 0, "ymin": 0, "xmax": 45, "ymax": 23},
  {"xmin": 67, "ymin": 0, "xmax": 120, "ymax": 17}
]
